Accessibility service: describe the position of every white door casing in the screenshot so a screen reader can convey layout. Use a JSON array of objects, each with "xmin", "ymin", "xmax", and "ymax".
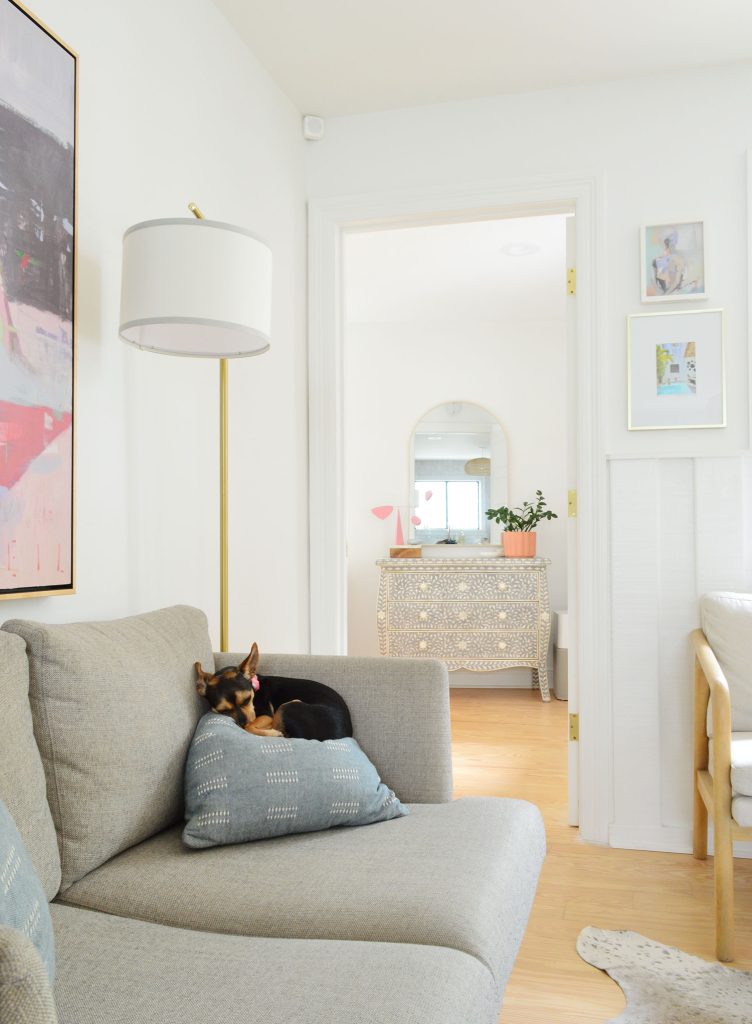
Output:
[{"xmin": 308, "ymin": 175, "xmax": 610, "ymax": 845}]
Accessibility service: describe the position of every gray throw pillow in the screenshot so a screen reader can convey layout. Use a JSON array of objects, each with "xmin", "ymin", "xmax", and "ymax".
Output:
[
  {"xmin": 0, "ymin": 799, "xmax": 54, "ymax": 984},
  {"xmin": 183, "ymin": 714, "xmax": 408, "ymax": 848}
]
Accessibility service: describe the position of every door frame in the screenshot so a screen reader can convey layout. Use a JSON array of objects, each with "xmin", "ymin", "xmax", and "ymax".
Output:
[{"xmin": 308, "ymin": 174, "xmax": 611, "ymax": 845}]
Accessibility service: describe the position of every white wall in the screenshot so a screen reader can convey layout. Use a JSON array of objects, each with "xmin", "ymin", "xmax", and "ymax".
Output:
[
  {"xmin": 1, "ymin": 0, "xmax": 308, "ymax": 655},
  {"xmin": 344, "ymin": 319, "xmax": 568, "ymax": 671},
  {"xmin": 307, "ymin": 62, "xmax": 752, "ymax": 850}
]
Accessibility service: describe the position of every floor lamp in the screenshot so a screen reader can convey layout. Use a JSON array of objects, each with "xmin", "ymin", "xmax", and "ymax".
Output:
[{"xmin": 118, "ymin": 204, "xmax": 272, "ymax": 651}]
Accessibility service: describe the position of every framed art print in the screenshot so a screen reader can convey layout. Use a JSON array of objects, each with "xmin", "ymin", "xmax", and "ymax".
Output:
[
  {"xmin": 641, "ymin": 221, "xmax": 706, "ymax": 302},
  {"xmin": 627, "ymin": 309, "xmax": 725, "ymax": 431},
  {"xmin": 0, "ymin": 1, "xmax": 76, "ymax": 598}
]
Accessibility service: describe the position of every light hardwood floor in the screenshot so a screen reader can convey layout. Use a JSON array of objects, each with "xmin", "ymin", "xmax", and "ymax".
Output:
[{"xmin": 449, "ymin": 688, "xmax": 752, "ymax": 1023}]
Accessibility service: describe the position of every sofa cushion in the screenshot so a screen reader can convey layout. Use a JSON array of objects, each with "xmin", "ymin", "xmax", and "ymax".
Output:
[
  {"xmin": 2, "ymin": 606, "xmax": 213, "ymax": 890},
  {"xmin": 701, "ymin": 592, "xmax": 752, "ymax": 735},
  {"xmin": 51, "ymin": 904, "xmax": 499, "ymax": 1024},
  {"xmin": 0, "ymin": 926, "xmax": 57, "ymax": 1024},
  {"xmin": 183, "ymin": 713, "xmax": 408, "ymax": 848},
  {"xmin": 0, "ymin": 799, "xmax": 55, "ymax": 982},
  {"xmin": 709, "ymin": 733, "xmax": 752, "ymax": 797},
  {"xmin": 731, "ymin": 796, "xmax": 752, "ymax": 827},
  {"xmin": 59, "ymin": 797, "xmax": 545, "ymax": 991},
  {"xmin": 0, "ymin": 632, "xmax": 60, "ymax": 900}
]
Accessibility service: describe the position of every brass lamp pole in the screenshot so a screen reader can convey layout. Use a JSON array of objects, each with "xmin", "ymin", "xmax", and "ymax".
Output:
[{"xmin": 189, "ymin": 202, "xmax": 229, "ymax": 651}]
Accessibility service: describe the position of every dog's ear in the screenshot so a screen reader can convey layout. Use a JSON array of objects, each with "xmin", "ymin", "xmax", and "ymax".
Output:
[
  {"xmin": 239, "ymin": 642, "xmax": 259, "ymax": 680},
  {"xmin": 195, "ymin": 662, "xmax": 212, "ymax": 697}
]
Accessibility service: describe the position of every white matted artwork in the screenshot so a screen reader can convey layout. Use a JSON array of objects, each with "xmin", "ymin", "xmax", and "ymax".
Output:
[
  {"xmin": 641, "ymin": 221, "xmax": 706, "ymax": 302},
  {"xmin": 627, "ymin": 308, "xmax": 725, "ymax": 430}
]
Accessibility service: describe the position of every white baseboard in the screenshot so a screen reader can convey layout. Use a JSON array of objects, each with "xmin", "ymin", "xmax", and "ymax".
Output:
[{"xmin": 609, "ymin": 823, "xmax": 752, "ymax": 859}]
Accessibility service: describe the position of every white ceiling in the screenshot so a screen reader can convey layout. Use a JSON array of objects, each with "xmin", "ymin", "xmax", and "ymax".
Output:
[
  {"xmin": 344, "ymin": 214, "xmax": 566, "ymax": 324},
  {"xmin": 212, "ymin": 0, "xmax": 752, "ymax": 117}
]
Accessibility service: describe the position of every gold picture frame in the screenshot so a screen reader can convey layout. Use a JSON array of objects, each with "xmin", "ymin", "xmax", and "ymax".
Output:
[{"xmin": 0, "ymin": 0, "xmax": 77, "ymax": 599}]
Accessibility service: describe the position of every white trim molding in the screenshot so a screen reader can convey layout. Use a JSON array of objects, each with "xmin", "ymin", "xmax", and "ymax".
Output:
[{"xmin": 307, "ymin": 173, "xmax": 610, "ymax": 845}]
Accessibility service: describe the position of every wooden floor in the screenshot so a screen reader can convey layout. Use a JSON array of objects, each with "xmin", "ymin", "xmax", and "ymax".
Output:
[{"xmin": 449, "ymin": 688, "xmax": 752, "ymax": 1023}]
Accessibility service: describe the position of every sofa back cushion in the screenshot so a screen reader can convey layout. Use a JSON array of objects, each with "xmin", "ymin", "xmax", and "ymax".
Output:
[
  {"xmin": 2, "ymin": 606, "xmax": 213, "ymax": 890},
  {"xmin": 0, "ymin": 633, "xmax": 60, "ymax": 900},
  {"xmin": 701, "ymin": 592, "xmax": 752, "ymax": 735}
]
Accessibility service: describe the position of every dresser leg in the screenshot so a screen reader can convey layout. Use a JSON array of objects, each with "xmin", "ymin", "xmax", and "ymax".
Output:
[{"xmin": 536, "ymin": 665, "xmax": 551, "ymax": 702}]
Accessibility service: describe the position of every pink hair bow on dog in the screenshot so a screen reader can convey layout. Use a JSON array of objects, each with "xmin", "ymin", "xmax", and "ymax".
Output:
[{"xmin": 251, "ymin": 675, "xmax": 260, "ymax": 691}]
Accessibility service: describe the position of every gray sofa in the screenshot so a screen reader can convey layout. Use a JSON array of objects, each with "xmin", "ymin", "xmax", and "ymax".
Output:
[{"xmin": 0, "ymin": 605, "xmax": 545, "ymax": 1024}]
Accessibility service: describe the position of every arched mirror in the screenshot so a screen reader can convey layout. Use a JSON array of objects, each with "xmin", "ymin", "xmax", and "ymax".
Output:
[{"xmin": 409, "ymin": 402, "xmax": 508, "ymax": 544}]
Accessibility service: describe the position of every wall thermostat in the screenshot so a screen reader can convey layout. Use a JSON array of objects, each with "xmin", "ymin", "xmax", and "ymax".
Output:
[{"xmin": 303, "ymin": 115, "xmax": 325, "ymax": 141}]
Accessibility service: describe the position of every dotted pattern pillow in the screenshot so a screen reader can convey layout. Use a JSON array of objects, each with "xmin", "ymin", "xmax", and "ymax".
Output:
[
  {"xmin": 183, "ymin": 714, "xmax": 408, "ymax": 848},
  {"xmin": 0, "ymin": 799, "xmax": 54, "ymax": 983}
]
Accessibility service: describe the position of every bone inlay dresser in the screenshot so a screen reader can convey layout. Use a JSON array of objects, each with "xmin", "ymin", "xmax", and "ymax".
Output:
[{"xmin": 376, "ymin": 557, "xmax": 552, "ymax": 701}]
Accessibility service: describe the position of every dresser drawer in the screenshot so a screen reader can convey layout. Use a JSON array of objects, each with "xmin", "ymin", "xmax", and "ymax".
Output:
[
  {"xmin": 385, "ymin": 570, "xmax": 540, "ymax": 603},
  {"xmin": 384, "ymin": 630, "xmax": 540, "ymax": 661},
  {"xmin": 385, "ymin": 601, "xmax": 540, "ymax": 632}
]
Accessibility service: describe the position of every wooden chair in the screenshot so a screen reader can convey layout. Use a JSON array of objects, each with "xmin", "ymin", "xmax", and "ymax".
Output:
[{"xmin": 692, "ymin": 592, "xmax": 752, "ymax": 962}]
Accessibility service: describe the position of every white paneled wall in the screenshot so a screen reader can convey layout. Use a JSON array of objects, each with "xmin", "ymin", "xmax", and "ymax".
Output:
[{"xmin": 609, "ymin": 455, "xmax": 752, "ymax": 852}]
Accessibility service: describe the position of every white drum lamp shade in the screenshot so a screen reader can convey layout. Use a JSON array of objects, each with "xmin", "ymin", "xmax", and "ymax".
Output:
[{"xmin": 119, "ymin": 218, "xmax": 272, "ymax": 357}]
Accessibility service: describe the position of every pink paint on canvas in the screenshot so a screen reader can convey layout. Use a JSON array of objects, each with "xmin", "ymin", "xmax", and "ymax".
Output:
[
  {"xmin": 0, "ymin": 288, "xmax": 73, "ymax": 594},
  {"xmin": 0, "ymin": 425, "xmax": 72, "ymax": 589}
]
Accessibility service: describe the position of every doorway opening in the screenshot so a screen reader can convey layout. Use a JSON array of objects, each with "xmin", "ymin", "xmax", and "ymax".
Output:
[{"xmin": 342, "ymin": 214, "xmax": 570, "ymax": 679}]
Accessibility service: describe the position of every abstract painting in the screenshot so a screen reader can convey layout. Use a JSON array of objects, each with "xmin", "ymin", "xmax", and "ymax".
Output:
[
  {"xmin": 628, "ymin": 309, "xmax": 724, "ymax": 430},
  {"xmin": 641, "ymin": 221, "xmax": 706, "ymax": 302},
  {"xmin": 0, "ymin": 1, "xmax": 76, "ymax": 597}
]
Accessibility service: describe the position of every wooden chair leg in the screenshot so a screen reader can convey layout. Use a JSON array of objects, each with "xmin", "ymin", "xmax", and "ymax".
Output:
[
  {"xmin": 693, "ymin": 777, "xmax": 708, "ymax": 859},
  {"xmin": 714, "ymin": 819, "xmax": 735, "ymax": 962}
]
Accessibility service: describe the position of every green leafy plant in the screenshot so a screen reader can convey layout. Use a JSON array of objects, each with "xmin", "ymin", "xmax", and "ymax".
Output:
[{"xmin": 486, "ymin": 490, "xmax": 558, "ymax": 533}]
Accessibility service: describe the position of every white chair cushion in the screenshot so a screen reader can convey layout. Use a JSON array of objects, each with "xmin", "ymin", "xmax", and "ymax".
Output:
[
  {"xmin": 701, "ymin": 592, "xmax": 752, "ymax": 735},
  {"xmin": 709, "ymin": 733, "xmax": 752, "ymax": 797},
  {"xmin": 731, "ymin": 796, "xmax": 752, "ymax": 827}
]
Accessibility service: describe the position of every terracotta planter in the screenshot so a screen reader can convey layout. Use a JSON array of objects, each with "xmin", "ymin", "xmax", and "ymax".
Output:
[{"xmin": 502, "ymin": 531, "xmax": 536, "ymax": 558}]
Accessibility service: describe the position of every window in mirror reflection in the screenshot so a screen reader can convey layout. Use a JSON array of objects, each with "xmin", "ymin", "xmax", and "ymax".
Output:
[{"xmin": 415, "ymin": 481, "xmax": 481, "ymax": 534}]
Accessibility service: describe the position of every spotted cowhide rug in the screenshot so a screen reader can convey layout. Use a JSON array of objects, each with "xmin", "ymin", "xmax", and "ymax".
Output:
[{"xmin": 577, "ymin": 928, "xmax": 752, "ymax": 1023}]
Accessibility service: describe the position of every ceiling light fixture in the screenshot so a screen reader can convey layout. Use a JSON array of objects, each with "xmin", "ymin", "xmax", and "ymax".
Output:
[{"xmin": 500, "ymin": 242, "xmax": 540, "ymax": 257}]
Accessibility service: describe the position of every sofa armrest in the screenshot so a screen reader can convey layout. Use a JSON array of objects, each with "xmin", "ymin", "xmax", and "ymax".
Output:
[{"xmin": 213, "ymin": 652, "xmax": 453, "ymax": 803}]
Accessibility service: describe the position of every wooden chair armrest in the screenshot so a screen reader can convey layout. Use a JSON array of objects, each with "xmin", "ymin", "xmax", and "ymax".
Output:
[{"xmin": 692, "ymin": 628, "xmax": 732, "ymax": 809}]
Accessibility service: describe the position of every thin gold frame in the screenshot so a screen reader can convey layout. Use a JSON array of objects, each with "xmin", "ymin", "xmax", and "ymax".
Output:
[
  {"xmin": 0, "ymin": 0, "xmax": 77, "ymax": 600},
  {"xmin": 627, "ymin": 307, "xmax": 726, "ymax": 431}
]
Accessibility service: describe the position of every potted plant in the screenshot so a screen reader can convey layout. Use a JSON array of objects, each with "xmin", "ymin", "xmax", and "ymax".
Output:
[{"xmin": 486, "ymin": 490, "xmax": 558, "ymax": 558}]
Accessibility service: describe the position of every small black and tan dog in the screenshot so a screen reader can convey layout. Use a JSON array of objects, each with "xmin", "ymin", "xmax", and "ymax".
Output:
[{"xmin": 195, "ymin": 643, "xmax": 353, "ymax": 741}]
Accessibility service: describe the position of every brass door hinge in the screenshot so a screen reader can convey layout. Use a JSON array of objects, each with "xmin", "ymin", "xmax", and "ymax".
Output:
[
  {"xmin": 569, "ymin": 713, "xmax": 579, "ymax": 742},
  {"xmin": 567, "ymin": 490, "xmax": 577, "ymax": 518},
  {"xmin": 567, "ymin": 267, "xmax": 576, "ymax": 296}
]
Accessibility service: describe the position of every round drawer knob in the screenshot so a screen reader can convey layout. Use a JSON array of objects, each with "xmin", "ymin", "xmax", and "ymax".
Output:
[
  {"xmin": 419, "ymin": 611, "xmax": 428, "ymax": 621},
  {"xmin": 458, "ymin": 611, "xmax": 468, "ymax": 621},
  {"xmin": 497, "ymin": 582, "xmax": 507, "ymax": 591},
  {"xmin": 457, "ymin": 582, "xmax": 468, "ymax": 593},
  {"xmin": 457, "ymin": 641, "xmax": 468, "ymax": 651},
  {"xmin": 377, "ymin": 611, "xmax": 386, "ymax": 621},
  {"xmin": 497, "ymin": 611, "xmax": 507, "ymax": 621},
  {"xmin": 418, "ymin": 640, "xmax": 428, "ymax": 651},
  {"xmin": 497, "ymin": 641, "xmax": 507, "ymax": 650},
  {"xmin": 419, "ymin": 583, "xmax": 428, "ymax": 592}
]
